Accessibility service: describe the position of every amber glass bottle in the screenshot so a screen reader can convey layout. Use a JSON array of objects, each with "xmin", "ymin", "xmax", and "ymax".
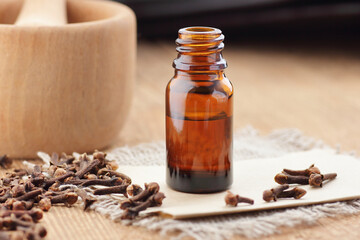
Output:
[{"xmin": 166, "ymin": 26, "xmax": 233, "ymax": 193}]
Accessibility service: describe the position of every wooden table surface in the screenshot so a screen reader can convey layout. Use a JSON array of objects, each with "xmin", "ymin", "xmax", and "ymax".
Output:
[{"xmin": 5, "ymin": 39, "xmax": 360, "ymax": 239}]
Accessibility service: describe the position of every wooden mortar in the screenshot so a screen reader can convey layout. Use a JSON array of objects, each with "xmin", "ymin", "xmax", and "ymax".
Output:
[{"xmin": 0, "ymin": 0, "xmax": 136, "ymax": 158}]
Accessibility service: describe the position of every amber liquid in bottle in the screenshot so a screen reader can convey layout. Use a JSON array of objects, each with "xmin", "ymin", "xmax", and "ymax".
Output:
[{"xmin": 166, "ymin": 27, "xmax": 233, "ymax": 193}]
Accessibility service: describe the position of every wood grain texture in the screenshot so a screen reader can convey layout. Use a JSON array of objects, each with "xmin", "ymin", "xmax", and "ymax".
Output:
[
  {"xmin": 0, "ymin": 0, "xmax": 136, "ymax": 158},
  {"xmin": 2, "ymin": 40, "xmax": 360, "ymax": 239}
]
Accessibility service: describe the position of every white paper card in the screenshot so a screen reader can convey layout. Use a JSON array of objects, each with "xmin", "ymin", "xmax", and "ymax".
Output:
[{"xmin": 119, "ymin": 150, "xmax": 360, "ymax": 219}]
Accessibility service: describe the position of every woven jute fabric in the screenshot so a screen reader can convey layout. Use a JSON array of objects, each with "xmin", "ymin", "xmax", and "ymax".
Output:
[{"xmin": 37, "ymin": 127, "xmax": 360, "ymax": 240}]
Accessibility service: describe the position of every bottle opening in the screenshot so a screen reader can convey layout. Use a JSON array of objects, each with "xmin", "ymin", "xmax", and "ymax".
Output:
[{"xmin": 181, "ymin": 27, "xmax": 220, "ymax": 34}]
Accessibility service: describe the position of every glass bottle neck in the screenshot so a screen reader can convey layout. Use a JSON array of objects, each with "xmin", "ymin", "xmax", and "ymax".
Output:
[
  {"xmin": 173, "ymin": 26, "xmax": 227, "ymax": 72},
  {"xmin": 173, "ymin": 52, "xmax": 227, "ymax": 71},
  {"xmin": 174, "ymin": 70, "xmax": 225, "ymax": 81}
]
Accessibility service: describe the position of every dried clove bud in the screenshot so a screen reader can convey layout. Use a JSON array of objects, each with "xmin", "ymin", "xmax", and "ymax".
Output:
[
  {"xmin": 32, "ymin": 224, "xmax": 47, "ymax": 238},
  {"xmin": 2, "ymin": 177, "xmax": 12, "ymax": 186},
  {"xmin": 50, "ymin": 192, "xmax": 78, "ymax": 206},
  {"xmin": 2, "ymin": 215, "xmax": 34, "ymax": 230},
  {"xmin": 76, "ymin": 159, "xmax": 101, "ymax": 178},
  {"xmin": 23, "ymin": 200, "xmax": 35, "ymax": 210},
  {"xmin": 263, "ymin": 184, "xmax": 290, "ymax": 202},
  {"xmin": 38, "ymin": 198, "xmax": 52, "ymax": 211},
  {"xmin": 30, "ymin": 176, "xmax": 45, "ymax": 187},
  {"xmin": 43, "ymin": 189, "xmax": 74, "ymax": 198},
  {"xmin": 31, "ymin": 165, "xmax": 43, "ymax": 178},
  {"xmin": 121, "ymin": 192, "xmax": 166, "ymax": 219},
  {"xmin": 76, "ymin": 189, "xmax": 96, "ymax": 211},
  {"xmin": 115, "ymin": 172, "xmax": 131, "ymax": 184},
  {"xmin": 65, "ymin": 177, "xmax": 120, "ymax": 187},
  {"xmin": 12, "ymin": 201, "xmax": 27, "ymax": 211},
  {"xmin": 48, "ymin": 182, "xmax": 61, "ymax": 192},
  {"xmin": 0, "ymin": 155, "xmax": 12, "ymax": 169},
  {"xmin": 13, "ymin": 169, "xmax": 28, "ymax": 177},
  {"xmin": 44, "ymin": 172, "xmax": 75, "ymax": 189},
  {"xmin": 22, "ymin": 224, "xmax": 47, "ymax": 240},
  {"xmin": 107, "ymin": 161, "xmax": 119, "ymax": 171},
  {"xmin": 47, "ymin": 165, "xmax": 57, "ymax": 177},
  {"xmin": 93, "ymin": 184, "xmax": 129, "ymax": 196},
  {"xmin": 1, "ymin": 209, "xmax": 43, "ymax": 222},
  {"xmin": 16, "ymin": 189, "xmax": 43, "ymax": 201},
  {"xmin": 129, "ymin": 182, "xmax": 159, "ymax": 202},
  {"xmin": 93, "ymin": 151, "xmax": 106, "ymax": 160},
  {"xmin": 309, "ymin": 173, "xmax": 337, "ymax": 187},
  {"xmin": 277, "ymin": 187, "xmax": 307, "ymax": 199},
  {"xmin": 59, "ymin": 153, "xmax": 75, "ymax": 165},
  {"xmin": 97, "ymin": 168, "xmax": 131, "ymax": 184},
  {"xmin": 50, "ymin": 152, "xmax": 60, "ymax": 166},
  {"xmin": 225, "ymin": 191, "xmax": 254, "ymax": 206},
  {"xmin": 9, "ymin": 178, "xmax": 20, "ymax": 187},
  {"xmin": 126, "ymin": 184, "xmax": 143, "ymax": 197},
  {"xmin": 120, "ymin": 182, "xmax": 160, "ymax": 209},
  {"xmin": 19, "ymin": 214, "xmax": 33, "ymax": 223},
  {"xmin": 274, "ymin": 173, "xmax": 309, "ymax": 185},
  {"xmin": 119, "ymin": 199, "xmax": 142, "ymax": 210},
  {"xmin": 4, "ymin": 198, "xmax": 16, "ymax": 209},
  {"xmin": 85, "ymin": 174, "xmax": 98, "ymax": 180},
  {"xmin": 0, "ymin": 191, "xmax": 13, "ymax": 203},
  {"xmin": 80, "ymin": 178, "xmax": 123, "ymax": 187},
  {"xmin": 24, "ymin": 181, "xmax": 35, "ymax": 192},
  {"xmin": 53, "ymin": 168, "xmax": 67, "ymax": 178},
  {"xmin": 0, "ymin": 188, "xmax": 6, "ymax": 196},
  {"xmin": 12, "ymin": 184, "xmax": 26, "ymax": 198},
  {"xmin": 283, "ymin": 164, "xmax": 320, "ymax": 177}
]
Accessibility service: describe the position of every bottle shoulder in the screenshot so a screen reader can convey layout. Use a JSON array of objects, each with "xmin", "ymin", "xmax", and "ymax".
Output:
[{"xmin": 166, "ymin": 75, "xmax": 233, "ymax": 99}]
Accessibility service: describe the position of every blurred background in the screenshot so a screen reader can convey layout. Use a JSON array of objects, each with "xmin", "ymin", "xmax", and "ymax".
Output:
[
  {"xmin": 116, "ymin": 0, "xmax": 360, "ymax": 40},
  {"xmin": 113, "ymin": 0, "xmax": 360, "ymax": 151}
]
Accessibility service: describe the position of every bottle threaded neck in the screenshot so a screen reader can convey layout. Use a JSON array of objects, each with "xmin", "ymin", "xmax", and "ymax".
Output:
[
  {"xmin": 173, "ymin": 26, "xmax": 227, "ymax": 71},
  {"xmin": 176, "ymin": 27, "xmax": 224, "ymax": 54}
]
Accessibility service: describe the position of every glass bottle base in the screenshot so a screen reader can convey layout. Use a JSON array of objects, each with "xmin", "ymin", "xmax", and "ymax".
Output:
[{"xmin": 166, "ymin": 167, "xmax": 232, "ymax": 193}]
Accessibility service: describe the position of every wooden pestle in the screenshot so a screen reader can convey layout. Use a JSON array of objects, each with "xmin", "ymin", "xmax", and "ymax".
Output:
[{"xmin": 15, "ymin": 0, "xmax": 67, "ymax": 26}]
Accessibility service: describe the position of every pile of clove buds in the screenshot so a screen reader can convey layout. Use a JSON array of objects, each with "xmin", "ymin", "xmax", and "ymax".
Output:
[
  {"xmin": 0, "ymin": 208, "xmax": 46, "ymax": 240},
  {"xmin": 0, "ymin": 152, "xmax": 165, "ymax": 239},
  {"xmin": 263, "ymin": 164, "xmax": 337, "ymax": 202}
]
